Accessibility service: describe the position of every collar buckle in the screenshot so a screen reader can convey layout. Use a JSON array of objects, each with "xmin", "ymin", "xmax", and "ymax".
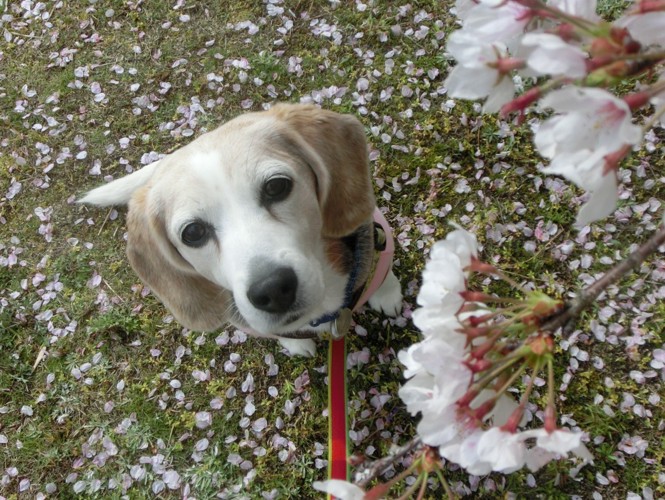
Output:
[{"xmin": 331, "ymin": 307, "xmax": 352, "ymax": 339}]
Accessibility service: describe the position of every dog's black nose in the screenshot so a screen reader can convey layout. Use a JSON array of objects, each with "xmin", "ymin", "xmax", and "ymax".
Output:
[{"xmin": 247, "ymin": 267, "xmax": 298, "ymax": 313}]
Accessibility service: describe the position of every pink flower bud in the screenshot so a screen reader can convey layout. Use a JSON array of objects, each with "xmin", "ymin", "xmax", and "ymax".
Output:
[
  {"xmin": 366, "ymin": 482, "xmax": 391, "ymax": 499},
  {"xmin": 500, "ymin": 88, "xmax": 541, "ymax": 117},
  {"xmin": 552, "ymin": 23, "xmax": 579, "ymax": 43},
  {"xmin": 490, "ymin": 56, "xmax": 526, "ymax": 75},
  {"xmin": 526, "ymin": 335, "xmax": 554, "ymax": 356},
  {"xmin": 544, "ymin": 404, "xmax": 557, "ymax": 433},
  {"xmin": 623, "ymin": 91, "xmax": 651, "ymax": 111},
  {"xmin": 465, "ymin": 357, "xmax": 493, "ymax": 373},
  {"xmin": 500, "ymin": 405, "xmax": 525, "ymax": 434},
  {"xmin": 457, "ymin": 388, "xmax": 480, "ymax": 409},
  {"xmin": 459, "ymin": 290, "xmax": 494, "ymax": 303},
  {"xmin": 472, "ymin": 399, "xmax": 497, "ymax": 422},
  {"xmin": 467, "ymin": 312, "xmax": 494, "ymax": 327},
  {"xmin": 590, "ymin": 37, "xmax": 620, "ymax": 58},
  {"xmin": 464, "ymin": 327, "xmax": 491, "ymax": 341},
  {"xmin": 602, "ymin": 145, "xmax": 632, "ymax": 175}
]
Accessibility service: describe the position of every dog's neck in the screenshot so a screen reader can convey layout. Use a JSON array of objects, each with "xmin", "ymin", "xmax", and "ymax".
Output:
[
  {"xmin": 274, "ymin": 221, "xmax": 376, "ymax": 339},
  {"xmin": 339, "ymin": 221, "xmax": 376, "ymax": 295}
]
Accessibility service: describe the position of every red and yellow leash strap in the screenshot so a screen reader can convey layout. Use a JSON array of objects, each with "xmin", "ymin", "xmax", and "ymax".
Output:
[
  {"xmin": 327, "ymin": 336, "xmax": 349, "ymax": 498},
  {"xmin": 326, "ymin": 207, "xmax": 395, "ymax": 497}
]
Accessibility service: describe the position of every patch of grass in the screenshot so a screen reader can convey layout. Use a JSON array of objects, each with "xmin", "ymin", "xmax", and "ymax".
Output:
[{"xmin": 1, "ymin": 0, "xmax": 664, "ymax": 498}]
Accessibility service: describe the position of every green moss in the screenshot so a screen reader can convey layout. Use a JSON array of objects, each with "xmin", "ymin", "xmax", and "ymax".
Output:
[{"xmin": 2, "ymin": 0, "xmax": 663, "ymax": 497}]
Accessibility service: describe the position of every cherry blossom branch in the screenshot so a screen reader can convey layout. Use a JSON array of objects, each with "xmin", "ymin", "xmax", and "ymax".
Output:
[
  {"xmin": 355, "ymin": 437, "xmax": 424, "ymax": 489},
  {"xmin": 614, "ymin": 49, "xmax": 665, "ymax": 62},
  {"xmin": 643, "ymin": 104, "xmax": 665, "ymax": 134},
  {"xmin": 541, "ymin": 224, "xmax": 665, "ymax": 336}
]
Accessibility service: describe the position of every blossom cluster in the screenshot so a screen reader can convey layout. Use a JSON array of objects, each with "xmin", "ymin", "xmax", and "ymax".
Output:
[
  {"xmin": 315, "ymin": 227, "xmax": 594, "ymax": 499},
  {"xmin": 397, "ymin": 228, "xmax": 592, "ymax": 475},
  {"xmin": 445, "ymin": 0, "xmax": 665, "ymax": 227}
]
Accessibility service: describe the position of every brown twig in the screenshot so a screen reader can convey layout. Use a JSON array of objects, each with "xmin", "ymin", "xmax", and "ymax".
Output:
[
  {"xmin": 355, "ymin": 437, "xmax": 424, "ymax": 489},
  {"xmin": 541, "ymin": 224, "xmax": 665, "ymax": 336}
]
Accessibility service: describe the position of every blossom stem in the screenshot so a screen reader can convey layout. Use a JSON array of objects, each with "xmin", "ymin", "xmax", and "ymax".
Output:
[
  {"xmin": 465, "ymin": 345, "xmax": 530, "ymax": 399},
  {"xmin": 470, "ymin": 259, "xmax": 529, "ymax": 293},
  {"xmin": 493, "ymin": 361, "xmax": 529, "ymax": 402},
  {"xmin": 395, "ymin": 472, "xmax": 426, "ymax": 500},
  {"xmin": 522, "ymin": 359, "xmax": 544, "ymax": 407},
  {"xmin": 470, "ymin": 360, "xmax": 529, "ymax": 422},
  {"xmin": 380, "ymin": 456, "xmax": 425, "ymax": 493},
  {"xmin": 356, "ymin": 437, "xmax": 423, "ymax": 489},
  {"xmin": 613, "ymin": 49, "xmax": 665, "ymax": 63},
  {"xmin": 416, "ymin": 473, "xmax": 428, "ymax": 500},
  {"xmin": 545, "ymin": 357, "xmax": 557, "ymax": 432},
  {"xmin": 502, "ymin": 359, "xmax": 542, "ymax": 432},
  {"xmin": 466, "ymin": 310, "xmax": 503, "ymax": 327},
  {"xmin": 643, "ymin": 104, "xmax": 665, "ymax": 134},
  {"xmin": 470, "ymin": 325, "xmax": 511, "ymax": 359},
  {"xmin": 435, "ymin": 467, "xmax": 456, "ymax": 500},
  {"xmin": 501, "ymin": 77, "xmax": 569, "ymax": 117},
  {"xmin": 460, "ymin": 291, "xmax": 521, "ymax": 304},
  {"xmin": 540, "ymin": 224, "xmax": 665, "ymax": 337}
]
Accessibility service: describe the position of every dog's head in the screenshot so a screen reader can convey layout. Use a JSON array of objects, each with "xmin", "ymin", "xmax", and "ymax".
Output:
[{"xmin": 79, "ymin": 104, "xmax": 375, "ymax": 336}]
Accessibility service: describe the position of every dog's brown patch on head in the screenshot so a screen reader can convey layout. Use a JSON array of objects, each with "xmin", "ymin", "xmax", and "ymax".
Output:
[
  {"xmin": 324, "ymin": 238, "xmax": 353, "ymax": 275},
  {"xmin": 267, "ymin": 104, "xmax": 376, "ymax": 238}
]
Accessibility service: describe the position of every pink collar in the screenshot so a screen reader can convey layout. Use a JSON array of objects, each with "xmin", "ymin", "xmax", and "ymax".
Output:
[{"xmin": 352, "ymin": 207, "xmax": 395, "ymax": 312}]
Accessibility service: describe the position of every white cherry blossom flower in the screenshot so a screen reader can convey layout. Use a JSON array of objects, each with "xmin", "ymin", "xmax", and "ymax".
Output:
[
  {"xmin": 312, "ymin": 479, "xmax": 365, "ymax": 500},
  {"xmin": 440, "ymin": 425, "xmax": 591, "ymax": 475},
  {"xmin": 416, "ymin": 401, "xmax": 461, "ymax": 450},
  {"xmin": 399, "ymin": 229, "xmax": 479, "ymax": 450},
  {"xmin": 532, "ymin": 428, "xmax": 591, "ymax": 459},
  {"xmin": 439, "ymin": 429, "xmax": 495, "ymax": 475},
  {"xmin": 415, "ymin": 227, "xmax": 477, "ymax": 309},
  {"xmin": 522, "ymin": 33, "xmax": 588, "ymax": 78},
  {"xmin": 433, "ymin": 226, "xmax": 478, "ymax": 268},
  {"xmin": 445, "ymin": 37, "xmax": 517, "ymax": 112},
  {"xmin": 616, "ymin": 11, "xmax": 665, "ymax": 47},
  {"xmin": 397, "ymin": 369, "xmax": 435, "ymax": 413},
  {"xmin": 536, "ymin": 87, "xmax": 641, "ymax": 158},
  {"xmin": 549, "ymin": 0, "xmax": 599, "ymax": 21},
  {"xmin": 477, "ymin": 427, "xmax": 527, "ymax": 473},
  {"xmin": 454, "ymin": 0, "xmax": 478, "ymax": 20},
  {"xmin": 460, "ymin": 1, "xmax": 535, "ymax": 45},
  {"xmin": 535, "ymin": 87, "xmax": 642, "ymax": 225},
  {"xmin": 522, "ymin": 428, "xmax": 593, "ymax": 471}
]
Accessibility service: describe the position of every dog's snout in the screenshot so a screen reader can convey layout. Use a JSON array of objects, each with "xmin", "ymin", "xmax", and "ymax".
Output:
[{"xmin": 247, "ymin": 267, "xmax": 298, "ymax": 313}]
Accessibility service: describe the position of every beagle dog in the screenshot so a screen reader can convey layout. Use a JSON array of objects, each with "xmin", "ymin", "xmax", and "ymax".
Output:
[{"xmin": 80, "ymin": 104, "xmax": 402, "ymax": 356}]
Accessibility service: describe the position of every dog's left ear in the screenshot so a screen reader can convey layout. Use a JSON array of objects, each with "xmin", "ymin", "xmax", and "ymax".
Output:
[
  {"xmin": 270, "ymin": 104, "xmax": 375, "ymax": 238},
  {"xmin": 78, "ymin": 160, "xmax": 162, "ymax": 206}
]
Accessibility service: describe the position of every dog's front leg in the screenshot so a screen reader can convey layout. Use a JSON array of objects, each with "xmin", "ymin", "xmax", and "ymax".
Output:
[
  {"xmin": 368, "ymin": 268, "xmax": 403, "ymax": 317},
  {"xmin": 278, "ymin": 337, "xmax": 317, "ymax": 357}
]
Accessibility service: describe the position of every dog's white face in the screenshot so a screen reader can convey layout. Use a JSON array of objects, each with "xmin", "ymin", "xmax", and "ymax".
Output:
[
  {"xmin": 80, "ymin": 104, "xmax": 376, "ymax": 340},
  {"xmin": 152, "ymin": 123, "xmax": 346, "ymax": 336}
]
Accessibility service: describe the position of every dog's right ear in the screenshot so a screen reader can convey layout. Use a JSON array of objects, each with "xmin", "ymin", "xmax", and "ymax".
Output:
[
  {"xmin": 80, "ymin": 159, "xmax": 231, "ymax": 332},
  {"xmin": 125, "ymin": 187, "xmax": 232, "ymax": 332},
  {"xmin": 78, "ymin": 160, "xmax": 162, "ymax": 206}
]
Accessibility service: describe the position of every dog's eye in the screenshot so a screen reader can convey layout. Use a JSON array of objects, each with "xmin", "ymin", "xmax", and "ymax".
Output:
[
  {"xmin": 181, "ymin": 221, "xmax": 211, "ymax": 247},
  {"xmin": 263, "ymin": 177, "xmax": 292, "ymax": 203}
]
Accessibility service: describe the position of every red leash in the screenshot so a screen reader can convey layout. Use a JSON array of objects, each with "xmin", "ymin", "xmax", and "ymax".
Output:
[
  {"xmin": 328, "ymin": 337, "xmax": 349, "ymax": 492},
  {"xmin": 327, "ymin": 208, "xmax": 395, "ymax": 496}
]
